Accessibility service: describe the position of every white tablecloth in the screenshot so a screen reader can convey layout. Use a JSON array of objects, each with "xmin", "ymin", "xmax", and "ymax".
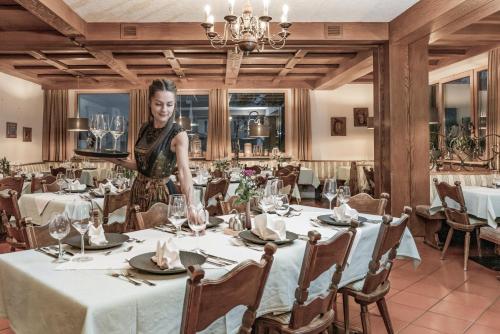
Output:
[
  {"xmin": 80, "ymin": 169, "xmax": 108, "ymax": 187},
  {"xmin": 429, "ymin": 186, "xmax": 500, "ymax": 228},
  {"xmin": 0, "ymin": 205, "xmax": 419, "ymax": 334},
  {"xmin": 298, "ymin": 167, "xmax": 320, "ymax": 188}
]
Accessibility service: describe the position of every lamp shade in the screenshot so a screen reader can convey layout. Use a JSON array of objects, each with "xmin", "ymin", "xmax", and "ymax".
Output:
[
  {"xmin": 67, "ymin": 118, "xmax": 89, "ymax": 131},
  {"xmin": 367, "ymin": 117, "xmax": 374, "ymax": 129},
  {"xmin": 176, "ymin": 116, "xmax": 192, "ymax": 131},
  {"xmin": 249, "ymin": 122, "xmax": 270, "ymax": 137}
]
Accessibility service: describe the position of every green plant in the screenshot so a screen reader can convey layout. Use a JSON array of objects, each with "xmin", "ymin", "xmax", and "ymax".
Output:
[
  {"xmin": 0, "ymin": 157, "xmax": 10, "ymax": 175},
  {"xmin": 213, "ymin": 159, "xmax": 230, "ymax": 172},
  {"xmin": 235, "ymin": 170, "xmax": 258, "ymax": 205}
]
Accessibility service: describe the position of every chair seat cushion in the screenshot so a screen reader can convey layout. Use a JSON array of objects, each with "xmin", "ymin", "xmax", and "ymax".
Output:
[
  {"xmin": 416, "ymin": 205, "xmax": 445, "ymax": 219},
  {"xmin": 480, "ymin": 226, "xmax": 500, "ymax": 244}
]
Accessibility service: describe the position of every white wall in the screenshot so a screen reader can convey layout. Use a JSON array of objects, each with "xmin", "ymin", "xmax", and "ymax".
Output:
[
  {"xmin": 0, "ymin": 73, "xmax": 43, "ymax": 164},
  {"xmin": 310, "ymin": 84, "xmax": 374, "ymax": 160}
]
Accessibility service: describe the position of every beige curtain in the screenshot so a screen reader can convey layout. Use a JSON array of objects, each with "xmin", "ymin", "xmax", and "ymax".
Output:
[
  {"xmin": 128, "ymin": 89, "xmax": 149, "ymax": 159},
  {"xmin": 487, "ymin": 49, "xmax": 500, "ymax": 170},
  {"xmin": 206, "ymin": 89, "xmax": 231, "ymax": 160},
  {"xmin": 290, "ymin": 88, "xmax": 312, "ymax": 160},
  {"xmin": 42, "ymin": 90, "xmax": 68, "ymax": 161}
]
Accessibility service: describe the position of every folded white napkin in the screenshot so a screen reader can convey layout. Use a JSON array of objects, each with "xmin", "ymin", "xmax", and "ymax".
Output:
[
  {"xmin": 151, "ymin": 239, "xmax": 182, "ymax": 270},
  {"xmin": 251, "ymin": 214, "xmax": 287, "ymax": 241},
  {"xmin": 88, "ymin": 224, "xmax": 108, "ymax": 246},
  {"xmin": 331, "ymin": 204, "xmax": 359, "ymax": 223},
  {"xmin": 69, "ymin": 180, "xmax": 86, "ymax": 191},
  {"xmin": 97, "ymin": 182, "xmax": 117, "ymax": 195},
  {"xmin": 194, "ymin": 174, "xmax": 205, "ymax": 185}
]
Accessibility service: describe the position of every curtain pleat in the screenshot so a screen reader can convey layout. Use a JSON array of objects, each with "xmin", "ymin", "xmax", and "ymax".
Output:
[
  {"xmin": 42, "ymin": 90, "xmax": 68, "ymax": 161},
  {"xmin": 206, "ymin": 89, "xmax": 231, "ymax": 160},
  {"xmin": 487, "ymin": 49, "xmax": 500, "ymax": 170},
  {"xmin": 290, "ymin": 88, "xmax": 312, "ymax": 160},
  {"xmin": 128, "ymin": 89, "xmax": 149, "ymax": 160}
]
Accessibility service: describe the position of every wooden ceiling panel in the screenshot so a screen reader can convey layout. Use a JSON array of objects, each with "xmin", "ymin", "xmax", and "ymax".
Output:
[{"xmin": 0, "ymin": 5, "xmax": 54, "ymax": 31}]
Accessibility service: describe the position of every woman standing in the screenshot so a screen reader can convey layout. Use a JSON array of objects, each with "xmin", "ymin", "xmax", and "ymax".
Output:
[{"xmin": 109, "ymin": 79, "xmax": 194, "ymax": 218}]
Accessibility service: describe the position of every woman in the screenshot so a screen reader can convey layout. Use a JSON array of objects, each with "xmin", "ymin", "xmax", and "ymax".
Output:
[{"xmin": 108, "ymin": 79, "xmax": 194, "ymax": 219}]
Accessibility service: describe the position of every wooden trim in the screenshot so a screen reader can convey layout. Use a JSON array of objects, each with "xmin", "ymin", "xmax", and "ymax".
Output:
[{"xmin": 225, "ymin": 49, "xmax": 243, "ymax": 85}]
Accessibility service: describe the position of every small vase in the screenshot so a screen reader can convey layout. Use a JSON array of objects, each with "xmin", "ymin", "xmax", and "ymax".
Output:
[{"xmin": 245, "ymin": 201, "xmax": 252, "ymax": 230}]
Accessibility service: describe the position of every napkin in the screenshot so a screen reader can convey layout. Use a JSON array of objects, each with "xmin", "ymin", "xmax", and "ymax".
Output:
[
  {"xmin": 194, "ymin": 174, "xmax": 205, "ymax": 185},
  {"xmin": 69, "ymin": 180, "xmax": 86, "ymax": 191},
  {"xmin": 88, "ymin": 224, "xmax": 108, "ymax": 246},
  {"xmin": 331, "ymin": 204, "xmax": 359, "ymax": 222},
  {"xmin": 151, "ymin": 239, "xmax": 182, "ymax": 270},
  {"xmin": 251, "ymin": 214, "xmax": 287, "ymax": 241},
  {"xmin": 97, "ymin": 182, "xmax": 117, "ymax": 195}
]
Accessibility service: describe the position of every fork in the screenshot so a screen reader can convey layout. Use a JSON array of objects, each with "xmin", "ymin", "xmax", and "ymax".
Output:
[
  {"xmin": 109, "ymin": 272, "xmax": 141, "ymax": 286},
  {"xmin": 125, "ymin": 271, "xmax": 156, "ymax": 286},
  {"xmin": 104, "ymin": 245, "xmax": 133, "ymax": 256}
]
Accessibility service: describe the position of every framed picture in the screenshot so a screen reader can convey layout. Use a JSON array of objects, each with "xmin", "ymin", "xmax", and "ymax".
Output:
[
  {"xmin": 353, "ymin": 108, "xmax": 369, "ymax": 127},
  {"xmin": 6, "ymin": 122, "xmax": 17, "ymax": 138},
  {"xmin": 331, "ymin": 117, "xmax": 346, "ymax": 136},
  {"xmin": 23, "ymin": 127, "xmax": 32, "ymax": 142}
]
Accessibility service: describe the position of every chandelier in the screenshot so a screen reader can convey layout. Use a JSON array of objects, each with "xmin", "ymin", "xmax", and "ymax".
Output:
[{"xmin": 201, "ymin": 0, "xmax": 292, "ymax": 53}]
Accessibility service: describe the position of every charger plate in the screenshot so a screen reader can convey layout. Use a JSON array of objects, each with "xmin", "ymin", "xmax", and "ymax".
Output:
[{"xmin": 128, "ymin": 251, "xmax": 206, "ymax": 275}]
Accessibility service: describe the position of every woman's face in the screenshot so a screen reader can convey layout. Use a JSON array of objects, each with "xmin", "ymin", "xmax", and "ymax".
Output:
[{"xmin": 150, "ymin": 90, "xmax": 175, "ymax": 126}]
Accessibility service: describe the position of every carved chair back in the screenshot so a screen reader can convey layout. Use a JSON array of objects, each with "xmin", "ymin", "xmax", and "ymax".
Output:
[
  {"xmin": 0, "ymin": 176, "xmax": 24, "ymax": 195},
  {"xmin": 245, "ymin": 165, "xmax": 262, "ymax": 175},
  {"xmin": 133, "ymin": 202, "xmax": 169, "ymax": 230},
  {"xmin": 0, "ymin": 190, "xmax": 28, "ymax": 250},
  {"xmin": 102, "ymin": 189, "xmax": 130, "ymax": 232},
  {"xmin": 31, "ymin": 175, "xmax": 56, "ymax": 193},
  {"xmin": 210, "ymin": 169, "xmax": 225, "ymax": 179},
  {"xmin": 204, "ymin": 178, "xmax": 229, "ymax": 207},
  {"xmin": 347, "ymin": 192, "xmax": 390, "ymax": 215},
  {"xmin": 279, "ymin": 172, "xmax": 298, "ymax": 199},
  {"xmin": 50, "ymin": 166, "xmax": 66, "ymax": 177},
  {"xmin": 93, "ymin": 177, "xmax": 109, "ymax": 188},
  {"xmin": 42, "ymin": 180, "xmax": 61, "ymax": 193},
  {"xmin": 433, "ymin": 178, "xmax": 471, "ymax": 226}
]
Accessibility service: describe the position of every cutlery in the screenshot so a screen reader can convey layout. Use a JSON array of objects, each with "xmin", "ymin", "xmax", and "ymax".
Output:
[
  {"xmin": 229, "ymin": 237, "xmax": 262, "ymax": 251},
  {"xmin": 35, "ymin": 248, "xmax": 58, "ymax": 259},
  {"xmin": 109, "ymin": 272, "xmax": 141, "ymax": 286},
  {"xmin": 205, "ymin": 258, "xmax": 227, "ymax": 267},
  {"xmin": 199, "ymin": 250, "xmax": 237, "ymax": 265},
  {"xmin": 289, "ymin": 207, "xmax": 303, "ymax": 212},
  {"xmin": 153, "ymin": 226, "xmax": 175, "ymax": 234},
  {"xmin": 104, "ymin": 245, "xmax": 133, "ymax": 256},
  {"xmin": 125, "ymin": 272, "xmax": 156, "ymax": 286},
  {"xmin": 47, "ymin": 246, "xmax": 74, "ymax": 256},
  {"xmin": 126, "ymin": 238, "xmax": 145, "ymax": 243}
]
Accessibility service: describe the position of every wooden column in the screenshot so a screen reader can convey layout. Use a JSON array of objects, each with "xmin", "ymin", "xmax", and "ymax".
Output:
[
  {"xmin": 374, "ymin": 37, "xmax": 430, "ymax": 236},
  {"xmin": 487, "ymin": 48, "xmax": 500, "ymax": 170}
]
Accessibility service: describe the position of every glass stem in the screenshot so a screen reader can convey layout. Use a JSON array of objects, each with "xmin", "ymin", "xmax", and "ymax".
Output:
[
  {"xmin": 113, "ymin": 138, "xmax": 117, "ymax": 152},
  {"xmin": 58, "ymin": 239, "xmax": 63, "ymax": 260},
  {"xmin": 176, "ymin": 226, "xmax": 181, "ymax": 238},
  {"xmin": 329, "ymin": 199, "xmax": 332, "ymax": 211},
  {"xmin": 80, "ymin": 234, "xmax": 85, "ymax": 256}
]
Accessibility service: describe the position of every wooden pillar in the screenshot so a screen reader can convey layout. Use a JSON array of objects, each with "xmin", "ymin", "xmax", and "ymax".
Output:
[{"xmin": 374, "ymin": 37, "xmax": 430, "ymax": 236}]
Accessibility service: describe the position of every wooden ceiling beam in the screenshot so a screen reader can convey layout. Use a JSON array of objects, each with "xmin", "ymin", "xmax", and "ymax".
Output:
[
  {"xmin": 85, "ymin": 49, "xmax": 142, "ymax": 85},
  {"xmin": 0, "ymin": 31, "xmax": 75, "ymax": 50},
  {"xmin": 163, "ymin": 50, "xmax": 187, "ymax": 82},
  {"xmin": 0, "ymin": 62, "xmax": 48, "ymax": 85},
  {"xmin": 27, "ymin": 50, "xmax": 95, "ymax": 80},
  {"xmin": 273, "ymin": 49, "xmax": 307, "ymax": 84},
  {"xmin": 225, "ymin": 49, "xmax": 243, "ymax": 85},
  {"xmin": 430, "ymin": 41, "xmax": 500, "ymax": 70},
  {"xmin": 314, "ymin": 50, "xmax": 373, "ymax": 90}
]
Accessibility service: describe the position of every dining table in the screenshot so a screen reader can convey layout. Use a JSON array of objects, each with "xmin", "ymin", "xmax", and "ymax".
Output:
[{"xmin": 0, "ymin": 205, "xmax": 420, "ymax": 334}]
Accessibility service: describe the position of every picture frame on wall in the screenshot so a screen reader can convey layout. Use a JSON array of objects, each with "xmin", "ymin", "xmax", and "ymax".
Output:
[
  {"xmin": 353, "ymin": 108, "xmax": 369, "ymax": 127},
  {"xmin": 6, "ymin": 122, "xmax": 17, "ymax": 138},
  {"xmin": 23, "ymin": 127, "xmax": 32, "ymax": 142},
  {"xmin": 331, "ymin": 117, "xmax": 346, "ymax": 136}
]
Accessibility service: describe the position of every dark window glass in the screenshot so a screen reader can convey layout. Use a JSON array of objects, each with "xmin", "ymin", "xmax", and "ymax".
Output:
[{"xmin": 176, "ymin": 94, "xmax": 209, "ymax": 156}]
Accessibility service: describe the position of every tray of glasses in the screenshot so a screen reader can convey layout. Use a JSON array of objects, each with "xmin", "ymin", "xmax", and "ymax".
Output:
[{"xmin": 74, "ymin": 149, "xmax": 129, "ymax": 158}]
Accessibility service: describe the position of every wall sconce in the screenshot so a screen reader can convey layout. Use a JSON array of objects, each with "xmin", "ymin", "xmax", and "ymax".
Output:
[{"xmin": 248, "ymin": 111, "xmax": 270, "ymax": 138}]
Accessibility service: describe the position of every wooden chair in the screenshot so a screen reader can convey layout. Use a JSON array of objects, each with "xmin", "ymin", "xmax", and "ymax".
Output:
[
  {"xmin": 219, "ymin": 195, "xmax": 259, "ymax": 215},
  {"xmin": 74, "ymin": 169, "xmax": 83, "ymax": 179},
  {"xmin": 30, "ymin": 175, "xmax": 56, "ymax": 193},
  {"xmin": 0, "ymin": 190, "xmax": 28, "ymax": 251},
  {"xmin": 275, "ymin": 167, "xmax": 292, "ymax": 178},
  {"xmin": 362, "ymin": 166, "xmax": 375, "ymax": 196},
  {"xmin": 101, "ymin": 188, "xmax": 131, "ymax": 233},
  {"xmin": 210, "ymin": 169, "xmax": 225, "ymax": 179},
  {"xmin": 204, "ymin": 178, "xmax": 229, "ymax": 216},
  {"xmin": 254, "ymin": 226, "xmax": 357, "ymax": 334},
  {"xmin": 434, "ymin": 179, "xmax": 487, "ymax": 270},
  {"xmin": 181, "ymin": 243, "xmax": 277, "ymax": 334},
  {"xmin": 42, "ymin": 180, "xmax": 61, "ymax": 193},
  {"xmin": 0, "ymin": 176, "xmax": 24, "ymax": 195},
  {"xmin": 25, "ymin": 223, "xmax": 79, "ymax": 249},
  {"xmin": 255, "ymin": 175, "xmax": 268, "ymax": 188},
  {"xmin": 347, "ymin": 192, "xmax": 390, "ymax": 216},
  {"xmin": 50, "ymin": 166, "xmax": 66, "ymax": 177},
  {"xmin": 339, "ymin": 207, "xmax": 412, "ymax": 334},
  {"xmin": 132, "ymin": 202, "xmax": 169, "ymax": 230},
  {"xmin": 415, "ymin": 204, "xmax": 446, "ymax": 250},
  {"xmin": 279, "ymin": 172, "xmax": 299, "ymax": 202},
  {"xmin": 93, "ymin": 177, "xmax": 109, "ymax": 188},
  {"xmin": 245, "ymin": 165, "xmax": 262, "ymax": 175}
]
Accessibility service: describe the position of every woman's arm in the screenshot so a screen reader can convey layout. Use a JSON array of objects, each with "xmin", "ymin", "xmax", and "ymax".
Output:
[
  {"xmin": 172, "ymin": 131, "xmax": 194, "ymax": 206},
  {"xmin": 101, "ymin": 157, "xmax": 137, "ymax": 171}
]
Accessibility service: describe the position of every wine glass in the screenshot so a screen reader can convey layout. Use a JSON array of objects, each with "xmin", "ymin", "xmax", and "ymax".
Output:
[
  {"xmin": 71, "ymin": 204, "xmax": 93, "ymax": 262},
  {"xmin": 322, "ymin": 178, "xmax": 337, "ymax": 210},
  {"xmin": 56, "ymin": 172, "xmax": 66, "ymax": 192},
  {"xmin": 66, "ymin": 169, "xmax": 75, "ymax": 183},
  {"xmin": 274, "ymin": 194, "xmax": 290, "ymax": 216},
  {"xmin": 188, "ymin": 207, "xmax": 208, "ymax": 253},
  {"xmin": 48, "ymin": 213, "xmax": 71, "ymax": 263},
  {"xmin": 169, "ymin": 194, "xmax": 187, "ymax": 238},
  {"xmin": 89, "ymin": 114, "xmax": 101, "ymax": 151},
  {"xmin": 96, "ymin": 114, "xmax": 109, "ymax": 151},
  {"xmin": 260, "ymin": 181, "xmax": 276, "ymax": 213},
  {"xmin": 110, "ymin": 115, "xmax": 125, "ymax": 152},
  {"xmin": 273, "ymin": 179, "xmax": 284, "ymax": 196},
  {"xmin": 341, "ymin": 186, "xmax": 351, "ymax": 204}
]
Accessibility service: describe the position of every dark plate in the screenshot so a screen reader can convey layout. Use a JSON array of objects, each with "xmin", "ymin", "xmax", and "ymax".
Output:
[
  {"xmin": 317, "ymin": 215, "xmax": 370, "ymax": 226},
  {"xmin": 128, "ymin": 251, "xmax": 206, "ymax": 275},
  {"xmin": 82, "ymin": 167, "xmax": 97, "ymax": 170},
  {"xmin": 183, "ymin": 216, "xmax": 224, "ymax": 229},
  {"xmin": 239, "ymin": 230, "xmax": 298, "ymax": 245},
  {"xmin": 75, "ymin": 149, "xmax": 129, "ymax": 159},
  {"xmin": 65, "ymin": 188, "xmax": 87, "ymax": 193},
  {"xmin": 65, "ymin": 233, "xmax": 130, "ymax": 250}
]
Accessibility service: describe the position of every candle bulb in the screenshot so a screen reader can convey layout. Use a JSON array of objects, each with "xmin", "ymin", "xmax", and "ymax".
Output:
[
  {"xmin": 208, "ymin": 15, "xmax": 215, "ymax": 32},
  {"xmin": 229, "ymin": 0, "xmax": 235, "ymax": 15},
  {"xmin": 282, "ymin": 4, "xmax": 289, "ymax": 22},
  {"xmin": 263, "ymin": 0, "xmax": 269, "ymax": 16},
  {"xmin": 280, "ymin": 14, "xmax": 286, "ymax": 23},
  {"xmin": 204, "ymin": 4, "xmax": 211, "ymax": 23}
]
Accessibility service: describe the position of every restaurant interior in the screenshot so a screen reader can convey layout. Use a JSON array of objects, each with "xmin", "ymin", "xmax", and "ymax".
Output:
[{"xmin": 0, "ymin": 0, "xmax": 499, "ymax": 333}]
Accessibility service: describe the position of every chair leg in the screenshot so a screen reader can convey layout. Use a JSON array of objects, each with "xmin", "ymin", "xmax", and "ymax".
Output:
[
  {"xmin": 464, "ymin": 232, "xmax": 470, "ymax": 271},
  {"xmin": 441, "ymin": 227, "xmax": 454, "ymax": 260},
  {"xmin": 360, "ymin": 304, "xmax": 371, "ymax": 334},
  {"xmin": 376, "ymin": 298, "xmax": 394, "ymax": 334},
  {"xmin": 342, "ymin": 292, "xmax": 350, "ymax": 334},
  {"xmin": 475, "ymin": 229, "xmax": 482, "ymax": 257}
]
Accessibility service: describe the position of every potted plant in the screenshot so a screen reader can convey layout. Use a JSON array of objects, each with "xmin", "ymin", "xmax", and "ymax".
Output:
[
  {"xmin": 0, "ymin": 157, "xmax": 10, "ymax": 176},
  {"xmin": 234, "ymin": 169, "xmax": 259, "ymax": 229}
]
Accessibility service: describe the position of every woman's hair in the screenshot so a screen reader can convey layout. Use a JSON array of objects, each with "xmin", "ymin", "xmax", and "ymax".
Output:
[{"xmin": 148, "ymin": 79, "xmax": 177, "ymax": 122}]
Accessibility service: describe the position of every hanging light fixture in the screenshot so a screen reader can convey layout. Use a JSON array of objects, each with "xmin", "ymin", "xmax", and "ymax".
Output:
[
  {"xmin": 176, "ymin": 97, "xmax": 192, "ymax": 131},
  {"xmin": 248, "ymin": 110, "xmax": 269, "ymax": 137},
  {"xmin": 201, "ymin": 0, "xmax": 292, "ymax": 53},
  {"xmin": 67, "ymin": 118, "xmax": 89, "ymax": 131},
  {"xmin": 188, "ymin": 100, "xmax": 198, "ymax": 127}
]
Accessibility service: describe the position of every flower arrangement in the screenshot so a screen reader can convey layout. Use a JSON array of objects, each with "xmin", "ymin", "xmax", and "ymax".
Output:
[
  {"xmin": 213, "ymin": 158, "xmax": 231, "ymax": 172},
  {"xmin": 235, "ymin": 169, "xmax": 258, "ymax": 205},
  {"xmin": 0, "ymin": 157, "xmax": 10, "ymax": 175}
]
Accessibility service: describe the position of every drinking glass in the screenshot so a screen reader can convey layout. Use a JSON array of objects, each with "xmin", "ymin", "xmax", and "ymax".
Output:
[
  {"xmin": 273, "ymin": 179, "xmax": 284, "ymax": 196},
  {"xmin": 65, "ymin": 169, "xmax": 75, "ymax": 183},
  {"xmin": 260, "ymin": 181, "xmax": 276, "ymax": 213},
  {"xmin": 169, "ymin": 194, "xmax": 187, "ymax": 238},
  {"xmin": 96, "ymin": 114, "xmax": 109, "ymax": 151},
  {"xmin": 71, "ymin": 204, "xmax": 93, "ymax": 262},
  {"xmin": 274, "ymin": 194, "xmax": 290, "ymax": 216},
  {"xmin": 341, "ymin": 186, "xmax": 351, "ymax": 204},
  {"xmin": 56, "ymin": 172, "xmax": 66, "ymax": 192},
  {"xmin": 188, "ymin": 207, "xmax": 208, "ymax": 253},
  {"xmin": 89, "ymin": 114, "xmax": 101, "ymax": 151},
  {"xmin": 48, "ymin": 213, "xmax": 71, "ymax": 263},
  {"xmin": 110, "ymin": 115, "xmax": 125, "ymax": 152},
  {"xmin": 322, "ymin": 178, "xmax": 337, "ymax": 210}
]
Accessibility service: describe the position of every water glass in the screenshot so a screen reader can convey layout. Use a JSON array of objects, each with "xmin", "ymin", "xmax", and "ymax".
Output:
[
  {"xmin": 169, "ymin": 194, "xmax": 187, "ymax": 238},
  {"xmin": 188, "ymin": 207, "xmax": 208, "ymax": 253},
  {"xmin": 71, "ymin": 205, "xmax": 93, "ymax": 262},
  {"xmin": 96, "ymin": 114, "xmax": 109, "ymax": 151},
  {"xmin": 337, "ymin": 186, "xmax": 351, "ymax": 205},
  {"xmin": 56, "ymin": 172, "xmax": 66, "ymax": 192},
  {"xmin": 110, "ymin": 115, "xmax": 125, "ymax": 152},
  {"xmin": 274, "ymin": 194, "xmax": 290, "ymax": 216},
  {"xmin": 48, "ymin": 213, "xmax": 71, "ymax": 263},
  {"xmin": 66, "ymin": 169, "xmax": 75, "ymax": 183},
  {"xmin": 322, "ymin": 178, "xmax": 337, "ymax": 210}
]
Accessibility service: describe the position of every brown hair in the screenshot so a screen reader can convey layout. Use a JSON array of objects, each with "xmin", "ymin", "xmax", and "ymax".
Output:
[{"xmin": 148, "ymin": 79, "xmax": 177, "ymax": 122}]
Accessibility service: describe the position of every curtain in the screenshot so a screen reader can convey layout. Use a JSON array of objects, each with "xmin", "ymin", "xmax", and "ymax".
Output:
[
  {"xmin": 290, "ymin": 88, "xmax": 312, "ymax": 160},
  {"xmin": 128, "ymin": 89, "xmax": 149, "ymax": 159},
  {"xmin": 487, "ymin": 49, "xmax": 500, "ymax": 170},
  {"xmin": 42, "ymin": 90, "xmax": 68, "ymax": 161},
  {"xmin": 206, "ymin": 89, "xmax": 231, "ymax": 160}
]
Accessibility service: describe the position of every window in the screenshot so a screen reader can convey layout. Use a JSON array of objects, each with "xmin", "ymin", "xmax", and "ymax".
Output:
[
  {"xmin": 429, "ymin": 84, "xmax": 439, "ymax": 150},
  {"xmin": 477, "ymin": 70, "xmax": 488, "ymax": 138},
  {"xmin": 443, "ymin": 76, "xmax": 472, "ymax": 147},
  {"xmin": 176, "ymin": 94, "xmax": 209, "ymax": 157},
  {"xmin": 77, "ymin": 93, "xmax": 130, "ymax": 151},
  {"xmin": 229, "ymin": 92, "xmax": 285, "ymax": 156}
]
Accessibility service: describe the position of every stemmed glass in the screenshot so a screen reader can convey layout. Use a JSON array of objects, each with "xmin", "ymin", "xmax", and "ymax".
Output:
[
  {"xmin": 48, "ymin": 213, "xmax": 71, "ymax": 263},
  {"xmin": 110, "ymin": 115, "xmax": 125, "ymax": 152},
  {"xmin": 89, "ymin": 114, "xmax": 101, "ymax": 151},
  {"xmin": 71, "ymin": 204, "xmax": 93, "ymax": 262},
  {"xmin": 95, "ymin": 114, "xmax": 109, "ymax": 151},
  {"xmin": 322, "ymin": 178, "xmax": 337, "ymax": 210},
  {"xmin": 338, "ymin": 186, "xmax": 351, "ymax": 205},
  {"xmin": 169, "ymin": 194, "xmax": 187, "ymax": 238},
  {"xmin": 274, "ymin": 194, "xmax": 290, "ymax": 216},
  {"xmin": 188, "ymin": 207, "xmax": 208, "ymax": 253},
  {"xmin": 56, "ymin": 172, "xmax": 66, "ymax": 192},
  {"xmin": 260, "ymin": 181, "xmax": 276, "ymax": 213},
  {"xmin": 66, "ymin": 169, "xmax": 75, "ymax": 183},
  {"xmin": 273, "ymin": 179, "xmax": 284, "ymax": 197}
]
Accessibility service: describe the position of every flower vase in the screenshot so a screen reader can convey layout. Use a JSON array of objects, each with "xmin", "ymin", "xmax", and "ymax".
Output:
[{"xmin": 245, "ymin": 201, "xmax": 252, "ymax": 230}]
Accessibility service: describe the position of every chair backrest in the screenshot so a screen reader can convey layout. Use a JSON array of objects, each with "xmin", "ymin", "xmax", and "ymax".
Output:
[
  {"xmin": 204, "ymin": 178, "xmax": 229, "ymax": 207},
  {"xmin": 347, "ymin": 192, "xmax": 390, "ymax": 216},
  {"xmin": 181, "ymin": 243, "xmax": 277, "ymax": 334},
  {"xmin": 31, "ymin": 175, "xmax": 56, "ymax": 193},
  {"xmin": 133, "ymin": 202, "xmax": 169, "ymax": 230},
  {"xmin": 93, "ymin": 177, "xmax": 109, "ymax": 188},
  {"xmin": 42, "ymin": 180, "xmax": 60, "ymax": 193},
  {"xmin": 210, "ymin": 169, "xmax": 224, "ymax": 179},
  {"xmin": 245, "ymin": 165, "xmax": 262, "ymax": 175},
  {"xmin": 103, "ymin": 189, "xmax": 131, "ymax": 227},
  {"xmin": 0, "ymin": 176, "xmax": 24, "ymax": 195},
  {"xmin": 74, "ymin": 169, "xmax": 82, "ymax": 179},
  {"xmin": 254, "ymin": 175, "xmax": 268, "ymax": 188},
  {"xmin": 220, "ymin": 195, "xmax": 246, "ymax": 215},
  {"xmin": 433, "ymin": 178, "xmax": 470, "ymax": 226},
  {"xmin": 50, "ymin": 166, "xmax": 66, "ymax": 177},
  {"xmin": 363, "ymin": 166, "xmax": 375, "ymax": 194},
  {"xmin": 361, "ymin": 207, "xmax": 411, "ymax": 294},
  {"xmin": 0, "ymin": 190, "xmax": 22, "ymax": 223},
  {"xmin": 275, "ymin": 167, "xmax": 292, "ymax": 177},
  {"xmin": 25, "ymin": 223, "xmax": 79, "ymax": 249},
  {"xmin": 288, "ymin": 226, "xmax": 356, "ymax": 329},
  {"xmin": 279, "ymin": 172, "xmax": 298, "ymax": 198},
  {"xmin": 0, "ymin": 190, "xmax": 28, "ymax": 249}
]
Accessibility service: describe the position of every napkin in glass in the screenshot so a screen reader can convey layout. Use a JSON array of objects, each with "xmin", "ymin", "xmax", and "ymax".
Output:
[
  {"xmin": 97, "ymin": 182, "xmax": 117, "ymax": 195},
  {"xmin": 88, "ymin": 224, "xmax": 108, "ymax": 246},
  {"xmin": 251, "ymin": 214, "xmax": 287, "ymax": 241},
  {"xmin": 331, "ymin": 204, "xmax": 358, "ymax": 222},
  {"xmin": 151, "ymin": 239, "xmax": 182, "ymax": 270}
]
